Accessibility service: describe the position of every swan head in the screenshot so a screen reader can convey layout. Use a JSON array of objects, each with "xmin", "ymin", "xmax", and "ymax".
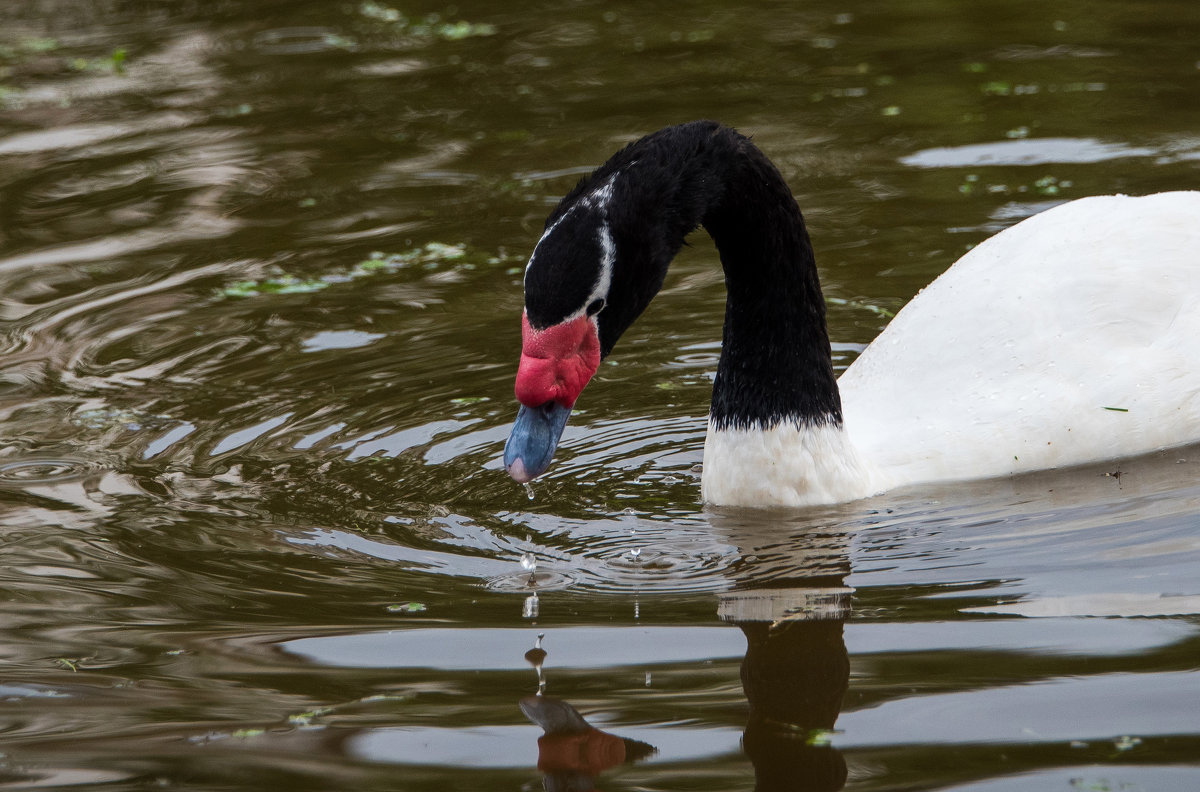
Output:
[{"xmin": 504, "ymin": 167, "xmax": 670, "ymax": 483}]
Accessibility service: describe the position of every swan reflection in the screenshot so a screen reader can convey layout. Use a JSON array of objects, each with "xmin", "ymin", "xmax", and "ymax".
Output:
[{"xmin": 519, "ymin": 516, "xmax": 854, "ymax": 791}]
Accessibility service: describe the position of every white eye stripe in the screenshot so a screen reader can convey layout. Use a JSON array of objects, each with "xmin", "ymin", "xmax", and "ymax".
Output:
[
  {"xmin": 588, "ymin": 221, "xmax": 615, "ymax": 305},
  {"xmin": 524, "ymin": 173, "xmax": 620, "ymax": 318},
  {"xmin": 581, "ymin": 174, "xmax": 616, "ymax": 209},
  {"xmin": 525, "ymin": 173, "xmax": 619, "ymax": 268},
  {"xmin": 553, "ymin": 220, "xmax": 615, "ymax": 325}
]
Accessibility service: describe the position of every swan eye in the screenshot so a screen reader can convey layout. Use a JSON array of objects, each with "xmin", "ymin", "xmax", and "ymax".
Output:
[{"xmin": 586, "ymin": 298, "xmax": 606, "ymax": 317}]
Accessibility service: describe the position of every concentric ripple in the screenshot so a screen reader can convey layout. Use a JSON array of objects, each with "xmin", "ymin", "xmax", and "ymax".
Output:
[{"xmin": 0, "ymin": 456, "xmax": 95, "ymax": 486}]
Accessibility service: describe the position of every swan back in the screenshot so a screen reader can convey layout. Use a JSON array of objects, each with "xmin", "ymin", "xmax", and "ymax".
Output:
[{"xmin": 840, "ymin": 191, "xmax": 1200, "ymax": 487}]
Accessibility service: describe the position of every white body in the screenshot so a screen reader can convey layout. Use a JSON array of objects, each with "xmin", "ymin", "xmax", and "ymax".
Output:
[{"xmin": 703, "ymin": 192, "xmax": 1200, "ymax": 507}]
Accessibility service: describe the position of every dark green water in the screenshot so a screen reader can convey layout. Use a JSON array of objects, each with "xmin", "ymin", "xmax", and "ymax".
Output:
[{"xmin": 1, "ymin": 1, "xmax": 1198, "ymax": 789}]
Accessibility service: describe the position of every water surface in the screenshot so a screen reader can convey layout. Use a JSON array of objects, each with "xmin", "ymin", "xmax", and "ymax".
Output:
[{"xmin": 1, "ymin": 1, "xmax": 1198, "ymax": 789}]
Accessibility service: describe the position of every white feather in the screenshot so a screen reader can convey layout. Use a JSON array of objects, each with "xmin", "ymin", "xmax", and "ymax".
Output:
[
  {"xmin": 703, "ymin": 192, "xmax": 1200, "ymax": 507},
  {"xmin": 702, "ymin": 422, "xmax": 886, "ymax": 507}
]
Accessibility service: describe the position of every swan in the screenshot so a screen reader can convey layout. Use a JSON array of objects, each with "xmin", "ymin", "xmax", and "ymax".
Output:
[{"xmin": 502, "ymin": 120, "xmax": 1200, "ymax": 507}]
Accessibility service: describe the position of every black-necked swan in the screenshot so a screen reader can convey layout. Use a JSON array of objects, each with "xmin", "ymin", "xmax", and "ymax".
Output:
[{"xmin": 502, "ymin": 120, "xmax": 1200, "ymax": 507}]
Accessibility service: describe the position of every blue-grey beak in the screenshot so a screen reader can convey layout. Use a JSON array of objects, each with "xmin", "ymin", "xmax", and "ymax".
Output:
[{"xmin": 504, "ymin": 401, "xmax": 573, "ymax": 483}]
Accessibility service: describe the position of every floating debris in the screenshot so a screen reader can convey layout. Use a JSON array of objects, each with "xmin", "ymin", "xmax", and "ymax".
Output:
[
  {"xmin": 356, "ymin": 3, "xmax": 496, "ymax": 40},
  {"xmin": 222, "ymin": 243, "xmax": 512, "ymax": 299},
  {"xmin": 827, "ymin": 296, "xmax": 897, "ymax": 318},
  {"xmin": 287, "ymin": 706, "xmax": 333, "ymax": 728},
  {"xmin": 805, "ymin": 728, "xmax": 836, "ymax": 746},
  {"xmin": 386, "ymin": 601, "xmax": 427, "ymax": 613},
  {"xmin": 230, "ymin": 728, "xmax": 266, "ymax": 739},
  {"xmin": 1113, "ymin": 735, "xmax": 1142, "ymax": 752}
]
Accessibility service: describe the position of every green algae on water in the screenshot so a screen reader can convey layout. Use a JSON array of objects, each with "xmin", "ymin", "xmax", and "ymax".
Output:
[
  {"xmin": 356, "ymin": 2, "xmax": 496, "ymax": 40},
  {"xmin": 386, "ymin": 601, "xmax": 427, "ymax": 613},
  {"xmin": 221, "ymin": 242, "xmax": 512, "ymax": 299}
]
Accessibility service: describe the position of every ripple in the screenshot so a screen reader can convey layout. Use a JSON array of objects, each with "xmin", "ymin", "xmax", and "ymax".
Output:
[
  {"xmin": 0, "ymin": 113, "xmax": 194, "ymax": 156},
  {"xmin": 0, "ymin": 768, "xmax": 136, "ymax": 789},
  {"xmin": 962, "ymin": 592, "xmax": 1200, "ymax": 618},
  {"xmin": 348, "ymin": 723, "xmax": 740, "ymax": 767},
  {"xmin": 253, "ymin": 27, "xmax": 353, "ymax": 55},
  {"xmin": 559, "ymin": 544, "xmax": 737, "ymax": 596},
  {"xmin": 605, "ymin": 546, "xmax": 700, "ymax": 573},
  {"xmin": 282, "ymin": 625, "xmax": 745, "ymax": 669},
  {"xmin": 0, "ymin": 457, "xmax": 95, "ymax": 486},
  {"xmin": 553, "ymin": 414, "xmax": 705, "ymax": 484},
  {"xmin": 900, "ymin": 137, "xmax": 1157, "ymax": 168},
  {"xmin": 485, "ymin": 569, "xmax": 575, "ymax": 592}
]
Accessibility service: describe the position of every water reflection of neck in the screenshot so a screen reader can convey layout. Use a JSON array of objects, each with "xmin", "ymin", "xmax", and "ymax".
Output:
[
  {"xmin": 717, "ymin": 516, "xmax": 854, "ymax": 792},
  {"xmin": 741, "ymin": 618, "xmax": 848, "ymax": 792}
]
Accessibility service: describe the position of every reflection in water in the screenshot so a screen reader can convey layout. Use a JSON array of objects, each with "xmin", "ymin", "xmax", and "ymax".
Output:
[
  {"xmin": 526, "ymin": 632, "xmax": 547, "ymax": 694},
  {"xmin": 519, "ymin": 632, "xmax": 658, "ymax": 790},
  {"xmin": 516, "ymin": 518, "xmax": 854, "ymax": 790},
  {"xmin": 737, "ymin": 618, "xmax": 848, "ymax": 792},
  {"xmin": 521, "ymin": 695, "xmax": 657, "ymax": 789},
  {"xmin": 721, "ymin": 515, "xmax": 852, "ymax": 792}
]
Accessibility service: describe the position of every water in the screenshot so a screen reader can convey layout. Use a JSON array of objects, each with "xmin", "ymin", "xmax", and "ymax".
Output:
[{"xmin": 1, "ymin": 1, "xmax": 1198, "ymax": 789}]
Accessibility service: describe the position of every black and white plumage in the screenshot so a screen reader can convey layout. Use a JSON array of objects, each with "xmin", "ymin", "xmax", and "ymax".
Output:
[{"xmin": 504, "ymin": 121, "xmax": 1200, "ymax": 507}]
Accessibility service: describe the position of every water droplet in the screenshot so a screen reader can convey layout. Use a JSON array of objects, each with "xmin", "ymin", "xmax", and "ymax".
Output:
[
  {"xmin": 522, "ymin": 482, "xmax": 535, "ymax": 500},
  {"xmin": 520, "ymin": 552, "xmax": 537, "ymax": 573},
  {"xmin": 629, "ymin": 548, "xmax": 641, "ymax": 561},
  {"xmin": 522, "ymin": 592, "xmax": 539, "ymax": 619}
]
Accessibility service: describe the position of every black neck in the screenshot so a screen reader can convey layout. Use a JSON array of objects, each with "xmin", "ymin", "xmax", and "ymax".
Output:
[
  {"xmin": 699, "ymin": 129, "xmax": 842, "ymax": 431},
  {"xmin": 551, "ymin": 122, "xmax": 842, "ymax": 430}
]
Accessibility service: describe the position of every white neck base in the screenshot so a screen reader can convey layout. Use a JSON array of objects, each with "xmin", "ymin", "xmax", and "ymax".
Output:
[{"xmin": 701, "ymin": 420, "xmax": 889, "ymax": 508}]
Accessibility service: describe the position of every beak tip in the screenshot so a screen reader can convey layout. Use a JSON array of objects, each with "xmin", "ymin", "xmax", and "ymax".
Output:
[{"xmin": 506, "ymin": 457, "xmax": 533, "ymax": 483}]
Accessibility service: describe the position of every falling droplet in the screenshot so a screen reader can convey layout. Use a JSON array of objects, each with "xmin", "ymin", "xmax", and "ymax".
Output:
[
  {"xmin": 523, "ymin": 481, "xmax": 535, "ymax": 500},
  {"xmin": 645, "ymin": 671, "xmax": 652, "ymax": 687},
  {"xmin": 520, "ymin": 552, "xmax": 537, "ymax": 573},
  {"xmin": 522, "ymin": 592, "xmax": 540, "ymax": 619}
]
